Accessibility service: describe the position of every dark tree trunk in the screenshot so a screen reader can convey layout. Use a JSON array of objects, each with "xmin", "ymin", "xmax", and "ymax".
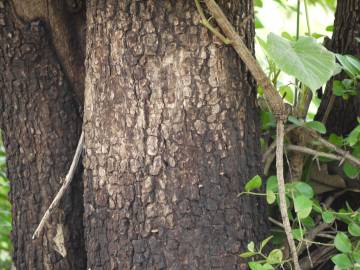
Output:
[
  {"xmin": 316, "ymin": 1, "xmax": 360, "ymax": 135},
  {"xmin": 0, "ymin": 1, "xmax": 86, "ymax": 269},
  {"xmin": 83, "ymin": 1, "xmax": 267, "ymax": 269}
]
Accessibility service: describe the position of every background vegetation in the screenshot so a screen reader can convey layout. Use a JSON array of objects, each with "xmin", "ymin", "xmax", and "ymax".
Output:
[{"xmin": 0, "ymin": 134, "xmax": 11, "ymax": 270}]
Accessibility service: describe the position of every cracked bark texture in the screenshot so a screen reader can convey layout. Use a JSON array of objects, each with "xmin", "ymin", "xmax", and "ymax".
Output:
[
  {"xmin": 83, "ymin": 1, "xmax": 267, "ymax": 269},
  {"xmin": 0, "ymin": 1, "xmax": 85, "ymax": 269},
  {"xmin": 316, "ymin": 0, "xmax": 360, "ymax": 135}
]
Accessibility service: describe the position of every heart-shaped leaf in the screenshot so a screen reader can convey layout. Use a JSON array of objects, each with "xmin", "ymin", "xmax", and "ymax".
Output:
[{"xmin": 267, "ymin": 33, "xmax": 336, "ymax": 91}]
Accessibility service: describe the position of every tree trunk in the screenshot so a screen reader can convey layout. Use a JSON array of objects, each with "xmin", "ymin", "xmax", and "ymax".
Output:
[
  {"xmin": 0, "ymin": 1, "xmax": 86, "ymax": 269},
  {"xmin": 316, "ymin": 0, "xmax": 360, "ymax": 135},
  {"xmin": 83, "ymin": 1, "xmax": 267, "ymax": 269}
]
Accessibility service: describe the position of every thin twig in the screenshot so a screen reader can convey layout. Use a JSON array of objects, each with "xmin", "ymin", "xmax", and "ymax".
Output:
[
  {"xmin": 32, "ymin": 131, "xmax": 84, "ymax": 240},
  {"xmin": 298, "ymin": 222, "xmax": 332, "ymax": 255},
  {"xmin": 310, "ymin": 132, "xmax": 360, "ymax": 167},
  {"xmin": 269, "ymin": 217, "xmax": 284, "ymax": 228},
  {"xmin": 195, "ymin": 0, "xmax": 231, "ymax": 44},
  {"xmin": 299, "ymin": 245, "xmax": 336, "ymax": 270},
  {"xmin": 286, "ymin": 144, "xmax": 346, "ymax": 162}
]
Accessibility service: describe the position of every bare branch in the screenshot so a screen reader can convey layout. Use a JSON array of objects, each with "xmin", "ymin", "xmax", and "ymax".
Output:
[
  {"xmin": 312, "ymin": 133, "xmax": 360, "ymax": 167},
  {"xmin": 286, "ymin": 144, "xmax": 346, "ymax": 162},
  {"xmin": 32, "ymin": 131, "xmax": 84, "ymax": 240}
]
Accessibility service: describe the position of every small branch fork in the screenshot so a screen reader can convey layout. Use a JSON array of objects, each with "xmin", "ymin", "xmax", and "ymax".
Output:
[
  {"xmin": 195, "ymin": 0, "xmax": 300, "ymax": 268},
  {"xmin": 32, "ymin": 131, "xmax": 84, "ymax": 240}
]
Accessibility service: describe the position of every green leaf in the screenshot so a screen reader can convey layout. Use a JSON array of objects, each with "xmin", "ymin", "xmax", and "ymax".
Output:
[
  {"xmin": 336, "ymin": 54, "xmax": 360, "ymax": 78},
  {"xmin": 254, "ymin": 0, "xmax": 263, "ymax": 7},
  {"xmin": 261, "ymin": 111, "xmax": 276, "ymax": 130},
  {"xmin": 266, "ymin": 176, "xmax": 278, "ymax": 204},
  {"xmin": 239, "ymin": 251, "xmax": 256, "ymax": 258},
  {"xmin": 354, "ymin": 248, "xmax": 360, "ymax": 263},
  {"xmin": 305, "ymin": 121, "xmax": 327, "ymax": 134},
  {"xmin": 247, "ymin": 241, "xmax": 255, "ymax": 252},
  {"xmin": 294, "ymin": 195, "xmax": 313, "ymax": 219},
  {"xmin": 333, "ymin": 80, "xmax": 346, "ymax": 96},
  {"xmin": 346, "ymin": 55, "xmax": 360, "ymax": 74},
  {"xmin": 281, "ymin": 32, "xmax": 295, "ymax": 41},
  {"xmin": 267, "ymin": 33, "xmax": 337, "ymax": 91},
  {"xmin": 245, "ymin": 175, "xmax": 262, "ymax": 192},
  {"xmin": 260, "ymin": 236, "xmax": 274, "ymax": 251},
  {"xmin": 334, "ymin": 232, "xmax": 352, "ymax": 253},
  {"xmin": 255, "ymin": 16, "xmax": 264, "ymax": 29},
  {"xmin": 329, "ymin": 133, "xmax": 344, "ymax": 146},
  {"xmin": 288, "ymin": 116, "xmax": 304, "ymax": 126},
  {"xmin": 302, "ymin": 216, "xmax": 316, "ymax": 229},
  {"xmin": 266, "ymin": 190, "xmax": 276, "ymax": 204},
  {"xmin": 349, "ymin": 223, "xmax": 360, "ymax": 237},
  {"xmin": 322, "ymin": 211, "xmax": 335, "ymax": 224},
  {"xmin": 279, "ymin": 85, "xmax": 294, "ymax": 104},
  {"xmin": 343, "ymin": 145, "xmax": 360, "ymax": 179},
  {"xmin": 293, "ymin": 182, "xmax": 314, "ymax": 198},
  {"xmin": 249, "ymin": 262, "xmax": 274, "ymax": 270},
  {"xmin": 311, "ymin": 33, "xmax": 325, "ymax": 39},
  {"xmin": 292, "ymin": 228, "xmax": 305, "ymax": 241},
  {"xmin": 267, "ymin": 249, "xmax": 283, "ymax": 265},
  {"xmin": 326, "ymin": 25, "xmax": 334, "ymax": 32},
  {"xmin": 346, "ymin": 126, "xmax": 360, "ymax": 147},
  {"xmin": 336, "ymin": 55, "xmax": 360, "ymax": 78},
  {"xmin": 344, "ymin": 162, "xmax": 360, "ymax": 179},
  {"xmin": 331, "ymin": 254, "xmax": 352, "ymax": 269}
]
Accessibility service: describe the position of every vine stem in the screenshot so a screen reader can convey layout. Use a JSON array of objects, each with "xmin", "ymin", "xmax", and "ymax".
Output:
[{"xmin": 276, "ymin": 120, "xmax": 301, "ymax": 270}]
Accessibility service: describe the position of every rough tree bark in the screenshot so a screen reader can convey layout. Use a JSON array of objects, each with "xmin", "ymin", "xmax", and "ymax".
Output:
[
  {"xmin": 83, "ymin": 1, "xmax": 267, "ymax": 269},
  {"xmin": 1, "ymin": 0, "xmax": 269, "ymax": 269},
  {"xmin": 316, "ymin": 0, "xmax": 360, "ymax": 135},
  {"xmin": 0, "ymin": 1, "xmax": 86, "ymax": 269}
]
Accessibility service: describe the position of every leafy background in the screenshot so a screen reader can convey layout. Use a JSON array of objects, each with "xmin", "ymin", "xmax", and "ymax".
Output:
[{"xmin": 0, "ymin": 134, "xmax": 11, "ymax": 270}]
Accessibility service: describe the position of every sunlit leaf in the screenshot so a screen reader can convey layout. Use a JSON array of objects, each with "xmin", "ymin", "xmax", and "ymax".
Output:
[
  {"xmin": 245, "ymin": 175, "xmax": 262, "ymax": 192},
  {"xmin": 267, "ymin": 249, "xmax": 283, "ymax": 265},
  {"xmin": 267, "ymin": 33, "xmax": 337, "ymax": 91}
]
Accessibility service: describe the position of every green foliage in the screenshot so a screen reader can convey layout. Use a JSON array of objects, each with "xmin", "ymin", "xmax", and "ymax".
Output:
[
  {"xmin": 266, "ymin": 33, "xmax": 337, "ymax": 91},
  {"xmin": 331, "ymin": 254, "xmax": 353, "ymax": 269},
  {"xmin": 240, "ymin": 234, "xmax": 285, "ymax": 269},
  {"xmin": 245, "ymin": 175, "xmax": 262, "ymax": 192},
  {"xmin": 0, "ymin": 135, "xmax": 11, "ymax": 270},
  {"xmin": 242, "ymin": 36, "xmax": 360, "ymax": 265}
]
